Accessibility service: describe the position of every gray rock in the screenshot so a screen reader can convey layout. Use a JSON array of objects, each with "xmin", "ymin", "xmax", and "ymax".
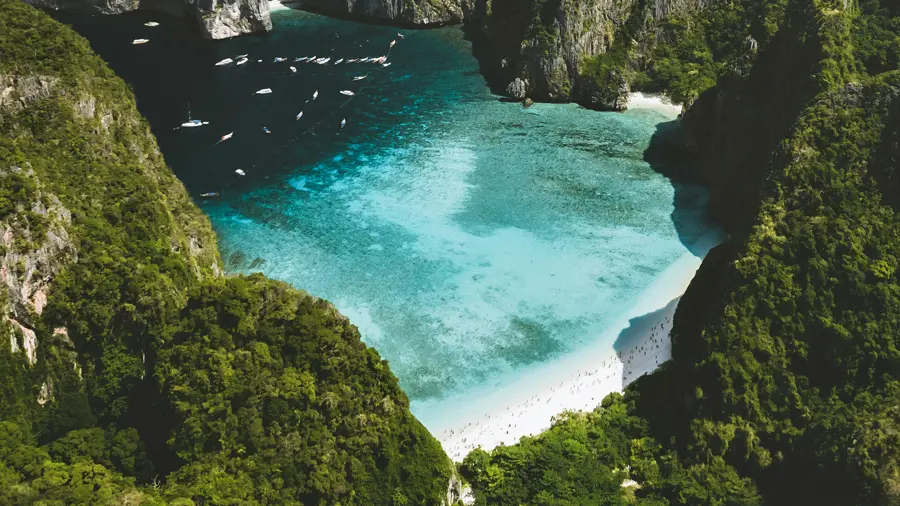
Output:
[
  {"xmin": 295, "ymin": 0, "xmax": 464, "ymax": 25},
  {"xmin": 506, "ymin": 77, "xmax": 527, "ymax": 99},
  {"xmin": 20, "ymin": 0, "xmax": 272, "ymax": 39},
  {"xmin": 477, "ymin": 0, "xmax": 719, "ymax": 103}
]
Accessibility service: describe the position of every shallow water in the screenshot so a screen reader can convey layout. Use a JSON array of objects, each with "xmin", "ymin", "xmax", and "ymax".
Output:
[{"xmin": 58, "ymin": 8, "xmax": 718, "ymax": 424}]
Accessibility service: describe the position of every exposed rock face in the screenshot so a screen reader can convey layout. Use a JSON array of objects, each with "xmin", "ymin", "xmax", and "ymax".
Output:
[
  {"xmin": 20, "ymin": 0, "xmax": 272, "ymax": 39},
  {"xmin": 193, "ymin": 0, "xmax": 272, "ymax": 39},
  {"xmin": 466, "ymin": 0, "xmax": 716, "ymax": 108},
  {"xmin": 295, "ymin": 0, "xmax": 464, "ymax": 25}
]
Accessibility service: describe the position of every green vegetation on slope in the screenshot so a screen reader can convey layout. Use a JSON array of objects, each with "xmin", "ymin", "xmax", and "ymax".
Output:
[
  {"xmin": 464, "ymin": 1, "xmax": 900, "ymax": 505},
  {"xmin": 0, "ymin": 1, "xmax": 455, "ymax": 504}
]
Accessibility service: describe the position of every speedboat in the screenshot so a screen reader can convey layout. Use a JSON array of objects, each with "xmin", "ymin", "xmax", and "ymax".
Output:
[
  {"xmin": 255, "ymin": 88, "xmax": 273, "ymax": 95},
  {"xmin": 335, "ymin": 58, "xmax": 344, "ymax": 64},
  {"xmin": 236, "ymin": 57, "xmax": 249, "ymax": 65},
  {"xmin": 132, "ymin": 39, "xmax": 150, "ymax": 45},
  {"xmin": 339, "ymin": 90, "xmax": 355, "ymax": 96},
  {"xmin": 353, "ymin": 75, "xmax": 367, "ymax": 81},
  {"xmin": 200, "ymin": 192, "xmax": 219, "ymax": 198},
  {"xmin": 144, "ymin": 22, "xmax": 159, "ymax": 27},
  {"xmin": 273, "ymin": 57, "xmax": 286, "ymax": 63},
  {"xmin": 235, "ymin": 169, "xmax": 246, "ymax": 176},
  {"xmin": 215, "ymin": 58, "xmax": 233, "ymax": 66},
  {"xmin": 295, "ymin": 111, "xmax": 303, "ymax": 120},
  {"xmin": 290, "ymin": 66, "xmax": 297, "ymax": 73}
]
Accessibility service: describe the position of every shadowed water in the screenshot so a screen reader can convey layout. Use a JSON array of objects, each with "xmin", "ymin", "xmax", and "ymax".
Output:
[{"xmin": 57, "ymin": 8, "xmax": 718, "ymax": 425}]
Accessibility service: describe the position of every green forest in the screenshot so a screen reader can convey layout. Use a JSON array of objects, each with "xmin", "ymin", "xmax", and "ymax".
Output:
[
  {"xmin": 2, "ymin": 0, "xmax": 899, "ymax": 504},
  {"xmin": 0, "ymin": 1, "xmax": 454, "ymax": 503},
  {"xmin": 463, "ymin": 1, "xmax": 900, "ymax": 506}
]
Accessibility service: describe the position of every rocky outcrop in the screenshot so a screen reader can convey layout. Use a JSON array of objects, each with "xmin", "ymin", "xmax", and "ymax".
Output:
[
  {"xmin": 20, "ymin": 0, "xmax": 272, "ymax": 39},
  {"xmin": 0, "ymin": 169, "xmax": 76, "ymax": 366},
  {"xmin": 466, "ymin": 0, "xmax": 716, "ymax": 108},
  {"xmin": 294, "ymin": 0, "xmax": 463, "ymax": 25}
]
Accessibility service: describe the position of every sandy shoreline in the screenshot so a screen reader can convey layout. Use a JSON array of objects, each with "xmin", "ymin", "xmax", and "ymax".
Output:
[
  {"xmin": 436, "ymin": 237, "xmax": 713, "ymax": 461},
  {"xmin": 269, "ymin": 0, "xmax": 289, "ymax": 11},
  {"xmin": 626, "ymin": 92, "xmax": 683, "ymax": 118}
]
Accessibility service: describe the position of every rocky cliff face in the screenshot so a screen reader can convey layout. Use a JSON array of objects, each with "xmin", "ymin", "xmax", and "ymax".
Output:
[
  {"xmin": 20, "ymin": 0, "xmax": 272, "ymax": 39},
  {"xmin": 466, "ymin": 0, "xmax": 716, "ymax": 108},
  {"xmin": 294, "ymin": 0, "xmax": 464, "ymax": 25}
]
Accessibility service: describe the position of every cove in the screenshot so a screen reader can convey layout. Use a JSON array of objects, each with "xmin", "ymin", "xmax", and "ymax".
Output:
[{"xmin": 56, "ymin": 7, "xmax": 721, "ymax": 434}]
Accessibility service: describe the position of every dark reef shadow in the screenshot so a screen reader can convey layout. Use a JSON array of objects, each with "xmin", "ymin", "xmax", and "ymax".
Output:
[
  {"xmin": 612, "ymin": 297, "xmax": 680, "ymax": 390},
  {"xmin": 643, "ymin": 118, "xmax": 725, "ymax": 258}
]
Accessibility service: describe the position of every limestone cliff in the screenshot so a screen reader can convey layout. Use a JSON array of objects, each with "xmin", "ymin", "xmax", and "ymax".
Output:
[
  {"xmin": 294, "ymin": 0, "xmax": 464, "ymax": 25},
  {"xmin": 466, "ymin": 0, "xmax": 715, "ymax": 108},
  {"xmin": 20, "ymin": 0, "xmax": 272, "ymax": 39}
]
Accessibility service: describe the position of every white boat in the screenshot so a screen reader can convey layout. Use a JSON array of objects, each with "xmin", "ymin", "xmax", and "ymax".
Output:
[
  {"xmin": 340, "ymin": 118, "xmax": 346, "ymax": 128},
  {"xmin": 348, "ymin": 58, "xmax": 358, "ymax": 63},
  {"xmin": 290, "ymin": 66, "xmax": 297, "ymax": 73},
  {"xmin": 397, "ymin": 33, "xmax": 404, "ymax": 39},
  {"xmin": 178, "ymin": 103, "xmax": 208, "ymax": 128},
  {"xmin": 257, "ymin": 59, "xmax": 262, "ymax": 63},
  {"xmin": 339, "ymin": 90, "xmax": 354, "ymax": 96},
  {"xmin": 236, "ymin": 57, "xmax": 249, "ymax": 65},
  {"xmin": 144, "ymin": 22, "xmax": 159, "ymax": 27},
  {"xmin": 220, "ymin": 132, "xmax": 233, "ymax": 142},
  {"xmin": 294, "ymin": 57, "xmax": 305, "ymax": 62},
  {"xmin": 335, "ymin": 58, "xmax": 344, "ymax": 64},
  {"xmin": 359, "ymin": 57, "xmax": 370, "ymax": 63},
  {"xmin": 215, "ymin": 58, "xmax": 233, "ymax": 66},
  {"xmin": 317, "ymin": 57, "xmax": 330, "ymax": 64},
  {"xmin": 255, "ymin": 88, "xmax": 273, "ymax": 95},
  {"xmin": 200, "ymin": 192, "xmax": 219, "ymax": 197},
  {"xmin": 390, "ymin": 40, "xmax": 396, "ymax": 48},
  {"xmin": 312, "ymin": 90, "xmax": 318, "ymax": 100},
  {"xmin": 273, "ymin": 57, "xmax": 286, "ymax": 63},
  {"xmin": 382, "ymin": 62, "xmax": 391, "ymax": 67},
  {"xmin": 352, "ymin": 75, "xmax": 367, "ymax": 81},
  {"xmin": 237, "ymin": 53, "xmax": 248, "ymax": 58},
  {"xmin": 235, "ymin": 169, "xmax": 246, "ymax": 176},
  {"xmin": 263, "ymin": 127, "xmax": 271, "ymax": 134},
  {"xmin": 132, "ymin": 39, "xmax": 150, "ymax": 45},
  {"xmin": 295, "ymin": 111, "xmax": 303, "ymax": 120}
]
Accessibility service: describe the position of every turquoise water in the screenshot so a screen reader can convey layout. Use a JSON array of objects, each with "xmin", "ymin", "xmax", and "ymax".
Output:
[{"xmin": 58, "ymin": 8, "xmax": 716, "ymax": 424}]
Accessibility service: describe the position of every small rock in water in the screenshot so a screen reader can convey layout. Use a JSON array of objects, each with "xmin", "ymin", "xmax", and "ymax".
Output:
[{"xmin": 523, "ymin": 98, "xmax": 534, "ymax": 108}]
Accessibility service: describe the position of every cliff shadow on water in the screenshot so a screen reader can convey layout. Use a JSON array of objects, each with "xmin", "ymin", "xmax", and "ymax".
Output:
[{"xmin": 643, "ymin": 117, "xmax": 725, "ymax": 258}]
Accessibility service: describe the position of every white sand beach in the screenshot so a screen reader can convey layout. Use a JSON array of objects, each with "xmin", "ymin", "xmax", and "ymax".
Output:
[
  {"xmin": 626, "ymin": 92, "xmax": 683, "ymax": 117},
  {"xmin": 437, "ymin": 226, "xmax": 722, "ymax": 461},
  {"xmin": 269, "ymin": 0, "xmax": 289, "ymax": 11}
]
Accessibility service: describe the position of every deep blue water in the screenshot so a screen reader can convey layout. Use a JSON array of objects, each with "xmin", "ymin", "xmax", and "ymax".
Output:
[{"xmin": 57, "ymin": 7, "xmax": 720, "ymax": 428}]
